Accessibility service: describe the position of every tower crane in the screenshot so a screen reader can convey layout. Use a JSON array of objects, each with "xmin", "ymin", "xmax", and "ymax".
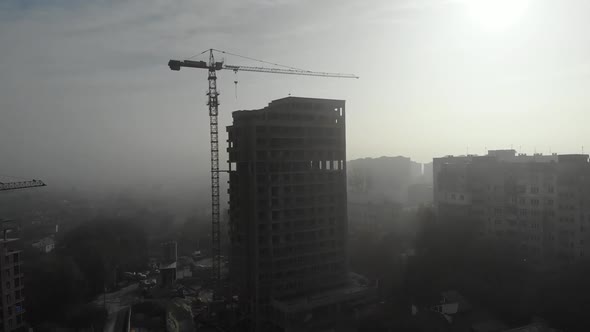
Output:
[
  {"xmin": 1, "ymin": 178, "xmax": 46, "ymax": 243},
  {"xmin": 168, "ymin": 48, "xmax": 358, "ymax": 298},
  {"xmin": 0, "ymin": 179, "xmax": 46, "ymax": 191}
]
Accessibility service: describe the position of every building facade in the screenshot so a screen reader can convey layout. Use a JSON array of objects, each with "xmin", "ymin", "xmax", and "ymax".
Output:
[
  {"xmin": 0, "ymin": 237, "xmax": 25, "ymax": 331},
  {"xmin": 434, "ymin": 150, "xmax": 590, "ymax": 264},
  {"xmin": 227, "ymin": 97, "xmax": 369, "ymax": 330}
]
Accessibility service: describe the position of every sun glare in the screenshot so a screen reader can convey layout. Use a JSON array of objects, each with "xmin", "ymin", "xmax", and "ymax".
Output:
[{"xmin": 465, "ymin": 0, "xmax": 531, "ymax": 31}]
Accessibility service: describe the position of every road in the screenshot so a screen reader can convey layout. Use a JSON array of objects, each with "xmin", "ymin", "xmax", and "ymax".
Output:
[{"xmin": 95, "ymin": 283, "xmax": 140, "ymax": 332}]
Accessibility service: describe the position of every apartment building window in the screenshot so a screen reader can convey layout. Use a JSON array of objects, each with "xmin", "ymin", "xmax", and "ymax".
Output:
[{"xmin": 531, "ymin": 187, "xmax": 539, "ymax": 194}]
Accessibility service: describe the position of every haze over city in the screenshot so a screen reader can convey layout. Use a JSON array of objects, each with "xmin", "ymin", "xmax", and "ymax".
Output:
[
  {"xmin": 2, "ymin": 0, "xmax": 589, "ymax": 190},
  {"xmin": 3, "ymin": 1, "xmax": 590, "ymax": 331}
]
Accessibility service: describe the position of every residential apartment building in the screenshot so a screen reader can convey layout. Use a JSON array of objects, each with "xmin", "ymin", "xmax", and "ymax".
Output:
[
  {"xmin": 0, "ymin": 237, "xmax": 25, "ymax": 331},
  {"xmin": 348, "ymin": 156, "xmax": 415, "ymax": 205},
  {"xmin": 227, "ymin": 97, "xmax": 370, "ymax": 331},
  {"xmin": 434, "ymin": 150, "xmax": 590, "ymax": 263}
]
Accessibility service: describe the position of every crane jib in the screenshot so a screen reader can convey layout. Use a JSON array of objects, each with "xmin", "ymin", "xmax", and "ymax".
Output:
[{"xmin": 168, "ymin": 59, "xmax": 357, "ymax": 78}]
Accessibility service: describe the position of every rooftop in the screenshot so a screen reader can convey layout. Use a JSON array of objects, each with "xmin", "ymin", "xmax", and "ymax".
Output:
[
  {"xmin": 269, "ymin": 96, "xmax": 345, "ymax": 105},
  {"xmin": 233, "ymin": 96, "xmax": 346, "ymax": 117}
]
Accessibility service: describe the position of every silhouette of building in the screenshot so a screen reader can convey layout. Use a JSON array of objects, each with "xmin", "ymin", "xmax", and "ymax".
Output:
[
  {"xmin": 408, "ymin": 183, "xmax": 433, "ymax": 206},
  {"xmin": 227, "ymin": 97, "xmax": 370, "ymax": 330},
  {"xmin": 159, "ymin": 241, "xmax": 177, "ymax": 288},
  {"xmin": 423, "ymin": 162, "xmax": 434, "ymax": 183},
  {"xmin": 0, "ymin": 237, "xmax": 25, "ymax": 330},
  {"xmin": 31, "ymin": 235, "xmax": 55, "ymax": 253},
  {"xmin": 347, "ymin": 156, "xmax": 414, "ymax": 204},
  {"xmin": 434, "ymin": 150, "xmax": 590, "ymax": 263}
]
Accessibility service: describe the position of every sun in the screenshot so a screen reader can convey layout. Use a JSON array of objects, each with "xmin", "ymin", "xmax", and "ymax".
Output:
[{"xmin": 464, "ymin": 0, "xmax": 531, "ymax": 31}]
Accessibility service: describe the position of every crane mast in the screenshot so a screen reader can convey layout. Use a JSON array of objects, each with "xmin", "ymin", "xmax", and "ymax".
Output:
[
  {"xmin": 207, "ymin": 50, "xmax": 222, "ymax": 293},
  {"xmin": 168, "ymin": 49, "xmax": 357, "ymax": 303}
]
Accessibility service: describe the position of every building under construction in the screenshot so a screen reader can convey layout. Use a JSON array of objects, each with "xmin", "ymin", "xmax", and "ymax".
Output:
[{"xmin": 227, "ymin": 97, "xmax": 371, "ymax": 331}]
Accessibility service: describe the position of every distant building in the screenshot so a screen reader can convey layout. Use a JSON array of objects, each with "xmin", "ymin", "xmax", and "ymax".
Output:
[
  {"xmin": 348, "ymin": 156, "xmax": 414, "ymax": 204},
  {"xmin": 434, "ymin": 149, "xmax": 590, "ymax": 263},
  {"xmin": 407, "ymin": 183, "xmax": 433, "ymax": 207},
  {"xmin": 159, "ymin": 241, "xmax": 177, "ymax": 288},
  {"xmin": 432, "ymin": 290, "xmax": 472, "ymax": 316},
  {"xmin": 411, "ymin": 160, "xmax": 423, "ymax": 179},
  {"xmin": 423, "ymin": 162, "xmax": 434, "ymax": 184},
  {"xmin": 348, "ymin": 200, "xmax": 401, "ymax": 233},
  {"xmin": 0, "ymin": 237, "xmax": 25, "ymax": 331},
  {"xmin": 227, "ymin": 97, "xmax": 371, "ymax": 331},
  {"xmin": 176, "ymin": 256, "xmax": 193, "ymax": 280},
  {"xmin": 31, "ymin": 235, "xmax": 55, "ymax": 253},
  {"xmin": 348, "ymin": 156, "xmax": 432, "ymax": 209}
]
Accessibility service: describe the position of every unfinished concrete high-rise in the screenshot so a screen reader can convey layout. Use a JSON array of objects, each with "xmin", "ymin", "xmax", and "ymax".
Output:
[{"xmin": 227, "ymin": 97, "xmax": 369, "ymax": 331}]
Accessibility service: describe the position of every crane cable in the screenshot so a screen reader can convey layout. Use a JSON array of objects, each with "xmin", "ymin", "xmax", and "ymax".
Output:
[
  {"xmin": 183, "ymin": 48, "xmax": 315, "ymax": 100},
  {"xmin": 234, "ymin": 71, "xmax": 238, "ymax": 100},
  {"xmin": 211, "ymin": 48, "xmax": 308, "ymax": 72},
  {"xmin": 186, "ymin": 49, "xmax": 210, "ymax": 60}
]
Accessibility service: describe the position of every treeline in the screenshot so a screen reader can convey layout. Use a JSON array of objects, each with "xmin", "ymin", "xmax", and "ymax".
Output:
[
  {"xmin": 349, "ymin": 206, "xmax": 590, "ymax": 331},
  {"xmin": 407, "ymin": 207, "xmax": 590, "ymax": 331},
  {"xmin": 24, "ymin": 218, "xmax": 148, "ymax": 328}
]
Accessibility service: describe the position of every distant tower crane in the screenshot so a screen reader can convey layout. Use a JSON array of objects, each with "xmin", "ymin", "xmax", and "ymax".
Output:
[
  {"xmin": 0, "ymin": 179, "xmax": 46, "ymax": 191},
  {"xmin": 168, "ymin": 48, "xmax": 358, "ymax": 298},
  {"xmin": 1, "ymin": 177, "xmax": 46, "ymax": 241}
]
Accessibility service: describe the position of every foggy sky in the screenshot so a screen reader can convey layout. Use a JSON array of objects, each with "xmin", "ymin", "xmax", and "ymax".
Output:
[{"xmin": 1, "ymin": 0, "xmax": 589, "ymax": 189}]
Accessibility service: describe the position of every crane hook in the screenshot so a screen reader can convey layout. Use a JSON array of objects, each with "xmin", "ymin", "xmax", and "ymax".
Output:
[{"xmin": 234, "ymin": 70, "xmax": 238, "ymax": 99}]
